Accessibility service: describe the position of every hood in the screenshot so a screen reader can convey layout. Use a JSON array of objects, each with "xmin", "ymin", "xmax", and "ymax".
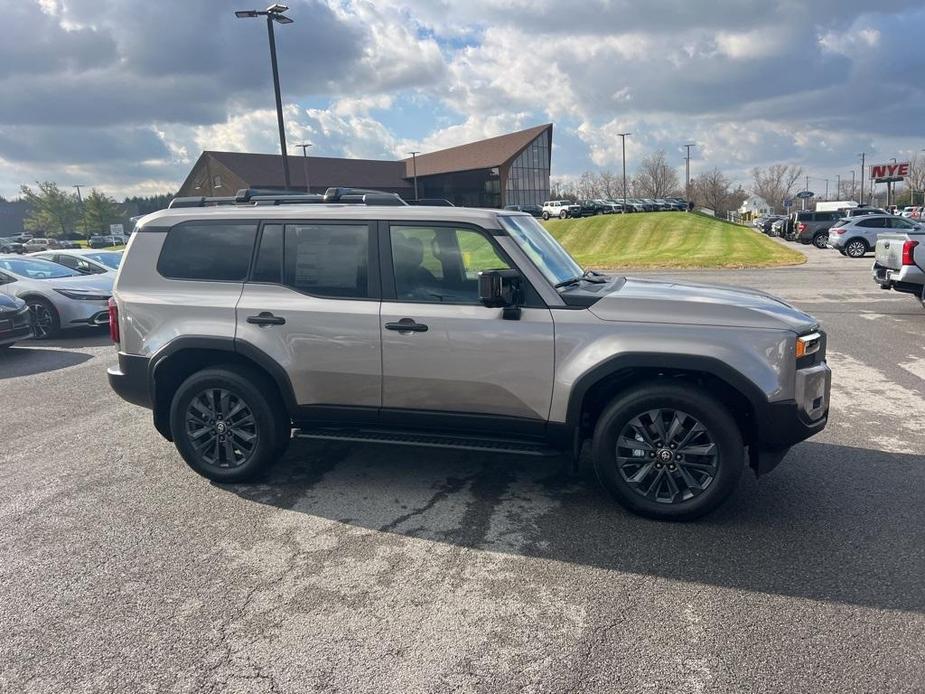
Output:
[
  {"xmin": 587, "ymin": 277, "xmax": 818, "ymax": 333},
  {"xmin": 47, "ymin": 273, "xmax": 114, "ymax": 293}
]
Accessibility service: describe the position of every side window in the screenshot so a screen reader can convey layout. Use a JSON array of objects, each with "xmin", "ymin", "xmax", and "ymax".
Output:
[
  {"xmin": 157, "ymin": 223, "xmax": 258, "ymax": 281},
  {"xmin": 857, "ymin": 218, "xmax": 884, "ymax": 228},
  {"xmin": 284, "ymin": 223, "xmax": 370, "ymax": 298},
  {"xmin": 56, "ymin": 255, "xmax": 79, "ymax": 270},
  {"xmin": 390, "ymin": 226, "xmax": 509, "ymax": 304},
  {"xmin": 252, "ymin": 225, "xmax": 283, "ymax": 283},
  {"xmin": 890, "ymin": 218, "xmax": 913, "ymax": 229}
]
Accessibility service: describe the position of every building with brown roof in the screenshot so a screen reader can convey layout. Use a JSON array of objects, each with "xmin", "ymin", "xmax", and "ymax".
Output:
[{"xmin": 178, "ymin": 123, "xmax": 552, "ymax": 208}]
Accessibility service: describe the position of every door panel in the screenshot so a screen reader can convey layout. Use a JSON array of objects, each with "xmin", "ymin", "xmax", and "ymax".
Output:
[
  {"xmin": 236, "ymin": 283, "xmax": 381, "ymax": 407},
  {"xmin": 381, "ymin": 302, "xmax": 555, "ymax": 419},
  {"xmin": 381, "ymin": 223, "xmax": 555, "ymax": 421}
]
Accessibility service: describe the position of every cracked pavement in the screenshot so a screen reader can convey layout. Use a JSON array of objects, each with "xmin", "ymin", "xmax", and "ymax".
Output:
[{"xmin": 1, "ymin": 246, "xmax": 923, "ymax": 692}]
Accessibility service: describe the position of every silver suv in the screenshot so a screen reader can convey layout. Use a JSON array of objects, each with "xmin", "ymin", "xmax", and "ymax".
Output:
[{"xmin": 108, "ymin": 188, "xmax": 831, "ymax": 520}]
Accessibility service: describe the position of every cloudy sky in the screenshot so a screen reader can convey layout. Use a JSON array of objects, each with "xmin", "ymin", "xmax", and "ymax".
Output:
[{"xmin": 1, "ymin": 0, "xmax": 923, "ymax": 199}]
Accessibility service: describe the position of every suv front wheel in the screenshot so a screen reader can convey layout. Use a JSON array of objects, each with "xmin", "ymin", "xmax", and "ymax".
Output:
[
  {"xmin": 591, "ymin": 383, "xmax": 745, "ymax": 521},
  {"xmin": 169, "ymin": 365, "xmax": 290, "ymax": 482}
]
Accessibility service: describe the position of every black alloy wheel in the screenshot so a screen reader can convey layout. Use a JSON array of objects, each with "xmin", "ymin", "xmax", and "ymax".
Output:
[
  {"xmin": 27, "ymin": 298, "xmax": 59, "ymax": 339},
  {"xmin": 184, "ymin": 388, "xmax": 258, "ymax": 469},
  {"xmin": 615, "ymin": 408, "xmax": 718, "ymax": 504}
]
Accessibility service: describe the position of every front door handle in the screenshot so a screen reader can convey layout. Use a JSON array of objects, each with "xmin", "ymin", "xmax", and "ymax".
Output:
[
  {"xmin": 247, "ymin": 311, "xmax": 286, "ymax": 326},
  {"xmin": 385, "ymin": 318, "xmax": 428, "ymax": 333}
]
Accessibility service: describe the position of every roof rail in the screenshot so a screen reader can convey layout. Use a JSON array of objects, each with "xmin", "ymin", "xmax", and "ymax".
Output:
[{"xmin": 168, "ymin": 187, "xmax": 408, "ymax": 209}]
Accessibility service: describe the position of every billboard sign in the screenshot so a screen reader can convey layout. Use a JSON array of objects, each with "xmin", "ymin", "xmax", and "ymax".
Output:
[{"xmin": 870, "ymin": 161, "xmax": 910, "ymax": 183}]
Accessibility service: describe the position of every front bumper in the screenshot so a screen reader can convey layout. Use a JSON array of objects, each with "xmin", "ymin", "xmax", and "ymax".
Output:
[
  {"xmin": 0, "ymin": 307, "xmax": 34, "ymax": 346},
  {"xmin": 107, "ymin": 352, "xmax": 152, "ymax": 409},
  {"xmin": 751, "ymin": 362, "xmax": 832, "ymax": 475},
  {"xmin": 57, "ymin": 297, "xmax": 111, "ymax": 328}
]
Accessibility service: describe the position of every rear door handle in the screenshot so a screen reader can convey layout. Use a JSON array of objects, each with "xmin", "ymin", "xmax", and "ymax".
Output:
[
  {"xmin": 385, "ymin": 318, "xmax": 428, "ymax": 333},
  {"xmin": 247, "ymin": 311, "xmax": 286, "ymax": 326}
]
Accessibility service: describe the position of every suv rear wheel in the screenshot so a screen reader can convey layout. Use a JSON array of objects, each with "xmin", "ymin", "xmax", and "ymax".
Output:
[
  {"xmin": 812, "ymin": 232, "xmax": 829, "ymax": 249},
  {"xmin": 559, "ymin": 210, "xmax": 568, "ymax": 219},
  {"xmin": 590, "ymin": 383, "xmax": 744, "ymax": 521},
  {"xmin": 845, "ymin": 238, "xmax": 868, "ymax": 258},
  {"xmin": 542, "ymin": 211, "xmax": 550, "ymax": 220},
  {"xmin": 169, "ymin": 365, "xmax": 290, "ymax": 482}
]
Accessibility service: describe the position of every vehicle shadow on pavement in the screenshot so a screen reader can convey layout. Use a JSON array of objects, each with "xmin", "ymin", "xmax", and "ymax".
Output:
[
  {"xmin": 226, "ymin": 438, "xmax": 925, "ymax": 614},
  {"xmin": 28, "ymin": 327, "xmax": 111, "ymax": 348},
  {"xmin": 0, "ymin": 346, "xmax": 93, "ymax": 379}
]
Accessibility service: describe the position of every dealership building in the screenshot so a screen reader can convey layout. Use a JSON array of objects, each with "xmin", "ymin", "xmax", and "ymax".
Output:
[{"xmin": 178, "ymin": 123, "xmax": 552, "ymax": 208}]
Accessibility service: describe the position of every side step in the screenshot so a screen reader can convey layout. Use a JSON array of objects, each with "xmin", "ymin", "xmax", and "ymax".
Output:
[{"xmin": 294, "ymin": 427, "xmax": 559, "ymax": 457}]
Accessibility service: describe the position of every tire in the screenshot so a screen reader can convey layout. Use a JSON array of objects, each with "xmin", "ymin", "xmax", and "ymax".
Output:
[
  {"xmin": 812, "ymin": 233, "xmax": 829, "ymax": 249},
  {"xmin": 845, "ymin": 238, "xmax": 868, "ymax": 258},
  {"xmin": 838, "ymin": 249, "xmax": 847, "ymax": 256},
  {"xmin": 542, "ymin": 212, "xmax": 550, "ymax": 220},
  {"xmin": 26, "ymin": 297, "xmax": 60, "ymax": 339},
  {"xmin": 169, "ymin": 365, "xmax": 290, "ymax": 483},
  {"xmin": 559, "ymin": 210, "xmax": 568, "ymax": 219},
  {"xmin": 590, "ymin": 383, "xmax": 745, "ymax": 521}
]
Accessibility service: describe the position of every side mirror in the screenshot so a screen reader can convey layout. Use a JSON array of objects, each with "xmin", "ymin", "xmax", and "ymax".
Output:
[{"xmin": 478, "ymin": 269, "xmax": 524, "ymax": 319}]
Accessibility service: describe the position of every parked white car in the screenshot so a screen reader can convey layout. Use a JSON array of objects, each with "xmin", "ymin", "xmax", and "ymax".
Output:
[
  {"xmin": 0, "ymin": 255, "xmax": 113, "ymax": 338},
  {"xmin": 29, "ymin": 249, "xmax": 123, "ymax": 276}
]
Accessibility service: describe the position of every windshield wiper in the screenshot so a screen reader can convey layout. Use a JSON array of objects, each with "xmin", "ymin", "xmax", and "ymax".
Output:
[{"xmin": 555, "ymin": 269, "xmax": 608, "ymax": 288}]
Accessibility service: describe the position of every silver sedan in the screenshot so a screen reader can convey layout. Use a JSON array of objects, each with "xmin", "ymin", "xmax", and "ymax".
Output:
[{"xmin": 0, "ymin": 255, "xmax": 113, "ymax": 338}]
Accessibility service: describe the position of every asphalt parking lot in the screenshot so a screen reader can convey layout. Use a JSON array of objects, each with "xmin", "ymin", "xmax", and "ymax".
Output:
[{"xmin": 2, "ymin": 245, "xmax": 923, "ymax": 693}]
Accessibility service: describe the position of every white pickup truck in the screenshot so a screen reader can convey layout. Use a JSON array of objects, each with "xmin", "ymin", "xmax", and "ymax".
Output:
[{"xmin": 873, "ymin": 231, "xmax": 925, "ymax": 309}]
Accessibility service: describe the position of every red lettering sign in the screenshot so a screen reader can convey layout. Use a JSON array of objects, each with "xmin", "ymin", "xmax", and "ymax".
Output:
[{"xmin": 870, "ymin": 161, "xmax": 911, "ymax": 180}]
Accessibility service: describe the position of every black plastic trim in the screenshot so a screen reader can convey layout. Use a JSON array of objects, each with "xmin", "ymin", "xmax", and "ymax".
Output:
[{"xmin": 107, "ymin": 353, "xmax": 152, "ymax": 409}]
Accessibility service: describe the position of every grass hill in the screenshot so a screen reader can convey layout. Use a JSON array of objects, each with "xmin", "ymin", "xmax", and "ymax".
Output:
[{"xmin": 543, "ymin": 211, "xmax": 805, "ymax": 270}]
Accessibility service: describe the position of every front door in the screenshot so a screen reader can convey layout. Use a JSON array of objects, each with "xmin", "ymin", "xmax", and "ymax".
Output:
[
  {"xmin": 235, "ymin": 221, "xmax": 382, "ymax": 416},
  {"xmin": 379, "ymin": 223, "xmax": 555, "ymax": 430}
]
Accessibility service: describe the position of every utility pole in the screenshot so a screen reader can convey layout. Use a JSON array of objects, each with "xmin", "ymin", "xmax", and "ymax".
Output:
[
  {"xmin": 859, "ymin": 152, "xmax": 866, "ymax": 205},
  {"xmin": 824, "ymin": 179, "xmax": 829, "ymax": 201},
  {"xmin": 683, "ymin": 143, "xmax": 696, "ymax": 205},
  {"xmin": 409, "ymin": 151, "xmax": 420, "ymax": 201},
  {"xmin": 836, "ymin": 174, "xmax": 840, "ymax": 200},
  {"xmin": 802, "ymin": 175, "xmax": 810, "ymax": 210},
  {"xmin": 618, "ymin": 133, "xmax": 630, "ymax": 213},
  {"xmin": 295, "ymin": 143, "xmax": 312, "ymax": 192},
  {"xmin": 851, "ymin": 169, "xmax": 856, "ymax": 201},
  {"xmin": 72, "ymin": 185, "xmax": 85, "ymax": 204},
  {"xmin": 235, "ymin": 4, "xmax": 295, "ymax": 190}
]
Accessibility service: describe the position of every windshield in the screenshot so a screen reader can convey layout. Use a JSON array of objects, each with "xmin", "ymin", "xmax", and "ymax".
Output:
[
  {"xmin": 0, "ymin": 257, "xmax": 80, "ymax": 279},
  {"xmin": 84, "ymin": 251, "xmax": 123, "ymax": 269},
  {"xmin": 498, "ymin": 215, "xmax": 583, "ymax": 286}
]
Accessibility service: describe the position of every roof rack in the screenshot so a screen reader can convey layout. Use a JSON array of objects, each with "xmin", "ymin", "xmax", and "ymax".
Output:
[{"xmin": 168, "ymin": 187, "xmax": 408, "ymax": 209}]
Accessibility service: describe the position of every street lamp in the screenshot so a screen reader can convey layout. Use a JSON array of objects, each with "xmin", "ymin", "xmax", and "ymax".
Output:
[
  {"xmin": 617, "ymin": 133, "xmax": 630, "ymax": 213},
  {"xmin": 409, "ymin": 151, "xmax": 420, "ymax": 201},
  {"xmin": 235, "ymin": 4, "xmax": 294, "ymax": 190},
  {"xmin": 683, "ymin": 143, "xmax": 696, "ymax": 204},
  {"xmin": 295, "ymin": 142, "xmax": 312, "ymax": 192}
]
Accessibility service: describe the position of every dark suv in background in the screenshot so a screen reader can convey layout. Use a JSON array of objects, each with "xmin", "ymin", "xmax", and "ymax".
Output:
[{"xmin": 788, "ymin": 211, "xmax": 842, "ymax": 248}]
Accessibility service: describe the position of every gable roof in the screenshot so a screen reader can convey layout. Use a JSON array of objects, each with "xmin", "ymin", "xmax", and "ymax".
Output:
[
  {"xmin": 404, "ymin": 124, "xmax": 552, "ymax": 178},
  {"xmin": 202, "ymin": 151, "xmax": 411, "ymax": 190}
]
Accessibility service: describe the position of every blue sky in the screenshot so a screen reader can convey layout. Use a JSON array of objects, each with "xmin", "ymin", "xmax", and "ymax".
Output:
[{"xmin": 0, "ymin": 0, "xmax": 923, "ymax": 198}]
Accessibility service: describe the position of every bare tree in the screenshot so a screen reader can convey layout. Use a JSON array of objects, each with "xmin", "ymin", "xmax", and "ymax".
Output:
[
  {"xmin": 690, "ymin": 168, "xmax": 746, "ymax": 216},
  {"xmin": 549, "ymin": 178, "xmax": 576, "ymax": 201},
  {"xmin": 634, "ymin": 150, "xmax": 680, "ymax": 198},
  {"xmin": 575, "ymin": 171, "xmax": 599, "ymax": 199},
  {"xmin": 750, "ymin": 164, "xmax": 803, "ymax": 212},
  {"xmin": 906, "ymin": 153, "xmax": 925, "ymax": 206}
]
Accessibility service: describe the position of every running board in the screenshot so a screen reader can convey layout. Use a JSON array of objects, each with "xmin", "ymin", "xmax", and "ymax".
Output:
[{"xmin": 294, "ymin": 427, "xmax": 558, "ymax": 456}]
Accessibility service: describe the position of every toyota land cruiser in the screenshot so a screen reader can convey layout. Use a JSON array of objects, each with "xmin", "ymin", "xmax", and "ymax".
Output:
[{"xmin": 108, "ymin": 188, "xmax": 831, "ymax": 520}]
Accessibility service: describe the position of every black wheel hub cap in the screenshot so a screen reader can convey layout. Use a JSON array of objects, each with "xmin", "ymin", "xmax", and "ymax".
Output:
[
  {"xmin": 29, "ymin": 303, "xmax": 52, "ymax": 337},
  {"xmin": 185, "ymin": 388, "xmax": 258, "ymax": 469},
  {"xmin": 616, "ymin": 408, "xmax": 719, "ymax": 504}
]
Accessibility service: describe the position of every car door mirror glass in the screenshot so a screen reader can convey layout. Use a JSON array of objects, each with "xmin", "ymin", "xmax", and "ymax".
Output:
[{"xmin": 478, "ymin": 268, "xmax": 522, "ymax": 309}]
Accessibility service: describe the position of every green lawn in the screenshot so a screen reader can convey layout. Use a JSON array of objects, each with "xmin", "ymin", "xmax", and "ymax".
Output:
[{"xmin": 543, "ymin": 211, "xmax": 805, "ymax": 270}]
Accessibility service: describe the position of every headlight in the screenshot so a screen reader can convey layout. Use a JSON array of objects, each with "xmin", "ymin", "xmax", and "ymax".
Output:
[
  {"xmin": 53, "ymin": 288, "xmax": 111, "ymax": 301},
  {"xmin": 796, "ymin": 332, "xmax": 822, "ymax": 359}
]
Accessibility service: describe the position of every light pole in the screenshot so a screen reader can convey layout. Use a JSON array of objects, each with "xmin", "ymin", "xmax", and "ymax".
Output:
[
  {"xmin": 836, "ymin": 174, "xmax": 840, "ymax": 200},
  {"xmin": 295, "ymin": 142, "xmax": 312, "ymax": 192},
  {"xmin": 824, "ymin": 178, "xmax": 829, "ymax": 201},
  {"xmin": 683, "ymin": 143, "xmax": 696, "ymax": 203},
  {"xmin": 618, "ymin": 133, "xmax": 630, "ymax": 213},
  {"xmin": 409, "ymin": 151, "xmax": 420, "ymax": 201},
  {"xmin": 235, "ymin": 4, "xmax": 294, "ymax": 190},
  {"xmin": 858, "ymin": 152, "xmax": 866, "ymax": 205},
  {"xmin": 851, "ymin": 169, "xmax": 856, "ymax": 201},
  {"xmin": 72, "ymin": 185, "xmax": 85, "ymax": 204}
]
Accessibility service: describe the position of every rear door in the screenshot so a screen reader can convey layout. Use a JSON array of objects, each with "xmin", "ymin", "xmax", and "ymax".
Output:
[
  {"xmin": 378, "ymin": 222, "xmax": 555, "ymax": 431},
  {"xmin": 235, "ymin": 220, "xmax": 382, "ymax": 416}
]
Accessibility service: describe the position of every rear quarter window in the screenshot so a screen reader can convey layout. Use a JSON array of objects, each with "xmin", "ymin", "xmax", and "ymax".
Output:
[{"xmin": 157, "ymin": 222, "xmax": 258, "ymax": 281}]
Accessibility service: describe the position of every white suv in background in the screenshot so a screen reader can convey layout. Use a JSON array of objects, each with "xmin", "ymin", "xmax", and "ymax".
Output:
[{"xmin": 541, "ymin": 200, "xmax": 581, "ymax": 220}]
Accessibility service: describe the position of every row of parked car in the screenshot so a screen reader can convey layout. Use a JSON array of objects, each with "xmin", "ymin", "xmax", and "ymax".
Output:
[
  {"xmin": 0, "ymin": 249, "xmax": 123, "ymax": 348},
  {"xmin": 752, "ymin": 207, "xmax": 922, "ymax": 258},
  {"xmin": 0, "ymin": 233, "xmax": 129, "ymax": 254},
  {"xmin": 526, "ymin": 197, "xmax": 689, "ymax": 220}
]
